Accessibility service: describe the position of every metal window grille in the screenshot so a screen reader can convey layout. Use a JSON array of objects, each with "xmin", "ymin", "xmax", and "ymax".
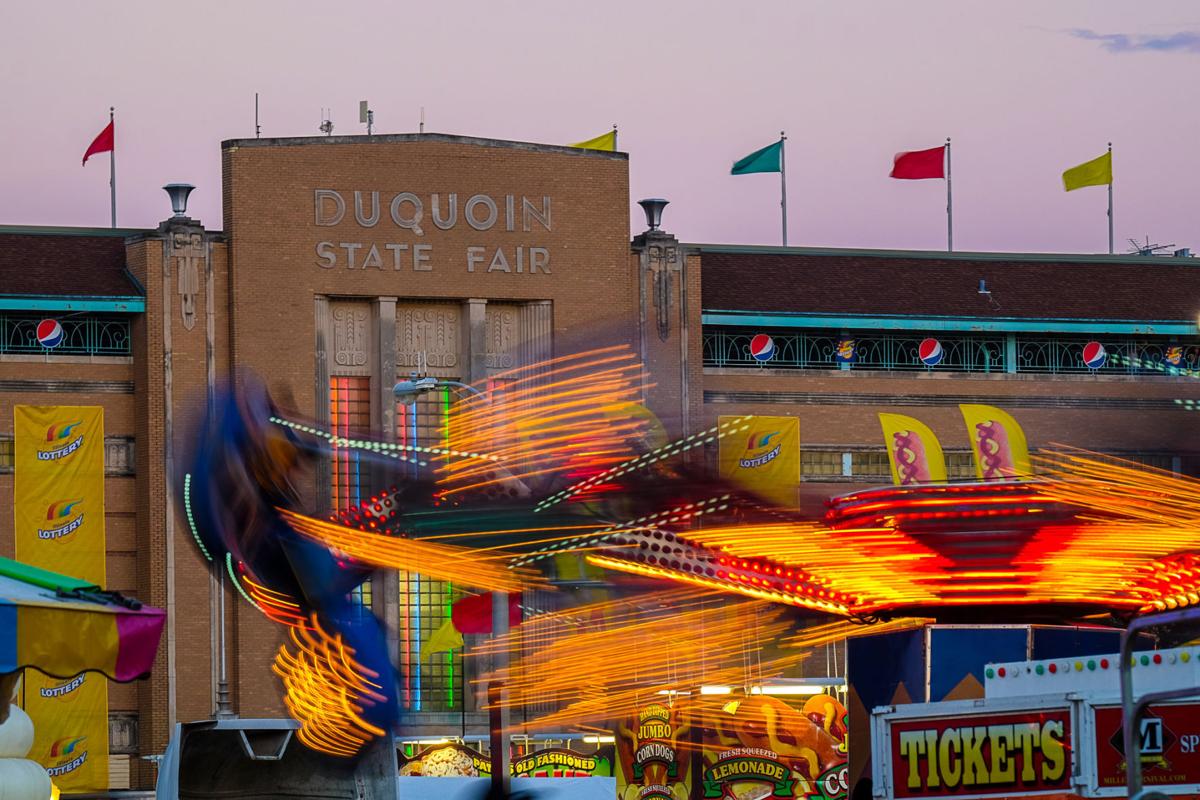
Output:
[{"xmin": 0, "ymin": 314, "xmax": 132, "ymax": 356}]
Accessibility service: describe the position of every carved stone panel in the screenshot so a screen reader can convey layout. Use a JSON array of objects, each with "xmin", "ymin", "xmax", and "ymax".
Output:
[
  {"xmin": 169, "ymin": 229, "xmax": 206, "ymax": 331},
  {"xmin": 519, "ymin": 301, "xmax": 553, "ymax": 369},
  {"xmin": 330, "ymin": 301, "xmax": 370, "ymax": 374},
  {"xmin": 641, "ymin": 237, "xmax": 684, "ymax": 342},
  {"xmin": 396, "ymin": 302, "xmax": 460, "ymax": 377},
  {"xmin": 485, "ymin": 302, "xmax": 521, "ymax": 374}
]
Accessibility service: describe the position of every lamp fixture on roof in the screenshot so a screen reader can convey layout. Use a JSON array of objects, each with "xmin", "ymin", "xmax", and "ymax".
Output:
[
  {"xmin": 163, "ymin": 184, "xmax": 195, "ymax": 218},
  {"xmin": 638, "ymin": 198, "xmax": 669, "ymax": 232}
]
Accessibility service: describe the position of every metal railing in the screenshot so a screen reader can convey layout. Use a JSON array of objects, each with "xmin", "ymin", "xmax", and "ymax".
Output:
[
  {"xmin": 0, "ymin": 314, "xmax": 132, "ymax": 357},
  {"xmin": 703, "ymin": 328, "xmax": 1200, "ymax": 376}
]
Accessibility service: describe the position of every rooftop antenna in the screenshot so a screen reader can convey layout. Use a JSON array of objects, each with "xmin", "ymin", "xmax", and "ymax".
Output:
[
  {"xmin": 1127, "ymin": 236, "xmax": 1174, "ymax": 256},
  {"xmin": 359, "ymin": 100, "xmax": 373, "ymax": 135},
  {"xmin": 254, "ymin": 92, "xmax": 261, "ymax": 138},
  {"xmin": 319, "ymin": 108, "xmax": 334, "ymax": 136},
  {"xmin": 419, "ymin": 106, "xmax": 425, "ymax": 134}
]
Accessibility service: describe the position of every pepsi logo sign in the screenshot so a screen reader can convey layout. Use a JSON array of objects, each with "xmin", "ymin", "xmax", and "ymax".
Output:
[
  {"xmin": 1082, "ymin": 341, "xmax": 1106, "ymax": 370},
  {"xmin": 36, "ymin": 319, "xmax": 64, "ymax": 349},
  {"xmin": 918, "ymin": 338, "xmax": 944, "ymax": 367},
  {"xmin": 749, "ymin": 334, "xmax": 775, "ymax": 362}
]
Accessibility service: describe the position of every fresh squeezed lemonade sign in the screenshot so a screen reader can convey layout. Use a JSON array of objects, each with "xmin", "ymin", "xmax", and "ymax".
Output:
[
  {"xmin": 14, "ymin": 406, "xmax": 109, "ymax": 791},
  {"xmin": 701, "ymin": 694, "xmax": 848, "ymax": 800}
]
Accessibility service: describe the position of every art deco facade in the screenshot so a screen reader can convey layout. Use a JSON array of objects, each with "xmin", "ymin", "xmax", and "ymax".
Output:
[{"xmin": 1, "ymin": 133, "xmax": 1198, "ymax": 789}]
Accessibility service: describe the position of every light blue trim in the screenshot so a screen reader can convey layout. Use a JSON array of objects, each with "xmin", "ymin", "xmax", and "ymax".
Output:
[
  {"xmin": 0, "ymin": 295, "xmax": 144, "ymax": 312},
  {"xmin": 701, "ymin": 311, "xmax": 1197, "ymax": 336}
]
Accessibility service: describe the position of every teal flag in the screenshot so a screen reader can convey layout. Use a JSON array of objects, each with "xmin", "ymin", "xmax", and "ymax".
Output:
[{"xmin": 731, "ymin": 140, "xmax": 783, "ymax": 175}]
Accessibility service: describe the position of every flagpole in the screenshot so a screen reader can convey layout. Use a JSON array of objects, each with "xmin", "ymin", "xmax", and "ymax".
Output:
[
  {"xmin": 109, "ymin": 107, "xmax": 116, "ymax": 229},
  {"xmin": 945, "ymin": 137, "xmax": 953, "ymax": 252},
  {"xmin": 1107, "ymin": 142, "xmax": 1113, "ymax": 255},
  {"xmin": 779, "ymin": 131, "xmax": 788, "ymax": 246},
  {"xmin": 612, "ymin": 123, "xmax": 618, "ymax": 151}
]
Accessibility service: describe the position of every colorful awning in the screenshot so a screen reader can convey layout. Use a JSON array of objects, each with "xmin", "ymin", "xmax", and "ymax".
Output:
[{"xmin": 0, "ymin": 556, "xmax": 164, "ymax": 681}]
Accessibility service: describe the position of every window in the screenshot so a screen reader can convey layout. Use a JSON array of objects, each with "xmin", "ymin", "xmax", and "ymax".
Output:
[
  {"xmin": 329, "ymin": 377, "xmax": 371, "ymax": 512},
  {"xmin": 801, "ymin": 450, "xmax": 844, "ymax": 477},
  {"xmin": 398, "ymin": 573, "xmax": 461, "ymax": 711},
  {"xmin": 395, "ymin": 380, "xmax": 464, "ymax": 711},
  {"xmin": 329, "ymin": 377, "xmax": 373, "ymax": 611}
]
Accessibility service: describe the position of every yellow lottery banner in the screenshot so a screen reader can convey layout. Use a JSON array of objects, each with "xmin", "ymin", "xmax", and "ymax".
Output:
[
  {"xmin": 24, "ymin": 673, "xmax": 109, "ymax": 790},
  {"xmin": 718, "ymin": 416, "xmax": 800, "ymax": 506},
  {"xmin": 14, "ymin": 405, "xmax": 109, "ymax": 791}
]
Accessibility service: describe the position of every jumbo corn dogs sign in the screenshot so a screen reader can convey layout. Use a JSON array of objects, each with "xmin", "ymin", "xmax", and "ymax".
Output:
[
  {"xmin": 887, "ymin": 710, "xmax": 1071, "ymax": 798},
  {"xmin": 618, "ymin": 702, "xmax": 691, "ymax": 800}
]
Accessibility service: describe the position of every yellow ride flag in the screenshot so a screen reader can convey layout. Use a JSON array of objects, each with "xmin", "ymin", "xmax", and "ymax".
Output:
[
  {"xmin": 878, "ymin": 413, "xmax": 947, "ymax": 485},
  {"xmin": 569, "ymin": 130, "xmax": 617, "ymax": 152},
  {"xmin": 1062, "ymin": 151, "xmax": 1112, "ymax": 192}
]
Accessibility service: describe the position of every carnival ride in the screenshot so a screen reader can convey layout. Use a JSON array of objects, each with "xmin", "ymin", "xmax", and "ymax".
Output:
[{"xmin": 179, "ymin": 343, "xmax": 1200, "ymax": 798}]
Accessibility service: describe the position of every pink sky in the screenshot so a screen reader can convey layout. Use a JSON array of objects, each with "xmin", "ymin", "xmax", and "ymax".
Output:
[{"xmin": 2, "ymin": 0, "xmax": 1197, "ymax": 254}]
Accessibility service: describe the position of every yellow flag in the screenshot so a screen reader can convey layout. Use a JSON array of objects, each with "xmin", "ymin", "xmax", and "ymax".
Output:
[
  {"xmin": 959, "ymin": 404, "xmax": 1032, "ymax": 480},
  {"xmin": 718, "ymin": 416, "xmax": 799, "ymax": 506},
  {"xmin": 878, "ymin": 413, "xmax": 947, "ymax": 485},
  {"xmin": 569, "ymin": 129, "xmax": 616, "ymax": 151},
  {"xmin": 1062, "ymin": 150, "xmax": 1111, "ymax": 191},
  {"xmin": 425, "ymin": 619, "xmax": 464, "ymax": 657}
]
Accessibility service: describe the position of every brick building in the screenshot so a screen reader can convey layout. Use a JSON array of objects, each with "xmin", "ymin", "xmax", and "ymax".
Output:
[{"xmin": 1, "ymin": 133, "xmax": 1199, "ymax": 789}]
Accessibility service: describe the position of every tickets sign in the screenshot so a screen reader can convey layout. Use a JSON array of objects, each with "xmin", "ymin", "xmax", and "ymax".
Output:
[{"xmin": 888, "ymin": 709, "xmax": 1071, "ymax": 798}]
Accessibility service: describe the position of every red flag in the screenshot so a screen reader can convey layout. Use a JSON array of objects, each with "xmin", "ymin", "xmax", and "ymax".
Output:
[
  {"xmin": 890, "ymin": 145, "xmax": 945, "ymax": 180},
  {"xmin": 82, "ymin": 120, "xmax": 114, "ymax": 166},
  {"xmin": 450, "ymin": 592, "xmax": 521, "ymax": 634}
]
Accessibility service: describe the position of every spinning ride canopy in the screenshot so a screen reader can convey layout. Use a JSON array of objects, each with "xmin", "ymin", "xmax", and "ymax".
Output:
[{"xmin": 586, "ymin": 477, "xmax": 1199, "ymax": 623}]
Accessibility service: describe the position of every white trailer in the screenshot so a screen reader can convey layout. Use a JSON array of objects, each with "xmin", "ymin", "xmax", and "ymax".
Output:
[{"xmin": 870, "ymin": 646, "xmax": 1200, "ymax": 799}]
